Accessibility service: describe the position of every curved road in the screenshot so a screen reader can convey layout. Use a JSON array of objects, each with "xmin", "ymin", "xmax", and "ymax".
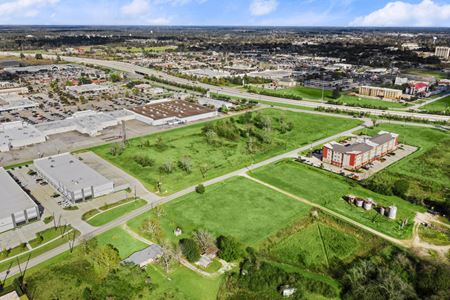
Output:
[{"xmin": 2, "ymin": 51, "xmax": 449, "ymax": 123}]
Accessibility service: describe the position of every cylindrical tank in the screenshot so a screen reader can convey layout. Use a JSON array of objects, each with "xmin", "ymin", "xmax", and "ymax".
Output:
[
  {"xmin": 379, "ymin": 207, "xmax": 385, "ymax": 216},
  {"xmin": 356, "ymin": 199, "xmax": 364, "ymax": 207},
  {"xmin": 388, "ymin": 205, "xmax": 397, "ymax": 219},
  {"xmin": 363, "ymin": 201, "xmax": 372, "ymax": 210}
]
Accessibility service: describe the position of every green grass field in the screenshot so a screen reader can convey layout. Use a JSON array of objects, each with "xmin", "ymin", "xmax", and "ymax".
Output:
[
  {"xmin": 249, "ymin": 86, "xmax": 408, "ymax": 109},
  {"xmin": 128, "ymin": 177, "xmax": 310, "ymax": 246},
  {"xmin": 404, "ymin": 69, "xmax": 448, "ymax": 80},
  {"xmin": 87, "ymin": 199, "xmax": 147, "ymax": 227},
  {"xmin": 146, "ymin": 264, "xmax": 223, "ymax": 300},
  {"xmin": 336, "ymin": 95, "xmax": 409, "ymax": 109},
  {"xmin": 359, "ymin": 124, "xmax": 450, "ymax": 204},
  {"xmin": 96, "ymin": 227, "xmax": 147, "ymax": 259},
  {"xmin": 250, "ymin": 160, "xmax": 425, "ymax": 239},
  {"xmin": 421, "ymin": 95, "xmax": 450, "ymax": 112},
  {"xmin": 269, "ymin": 222, "xmax": 360, "ymax": 268},
  {"xmin": 92, "ymin": 109, "xmax": 362, "ymax": 195}
]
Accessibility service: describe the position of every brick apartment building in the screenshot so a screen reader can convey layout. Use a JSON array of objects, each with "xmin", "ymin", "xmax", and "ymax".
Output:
[{"xmin": 322, "ymin": 131, "xmax": 399, "ymax": 170}]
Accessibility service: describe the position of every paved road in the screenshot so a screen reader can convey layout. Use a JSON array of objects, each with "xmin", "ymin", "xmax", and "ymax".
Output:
[
  {"xmin": 0, "ymin": 119, "xmax": 368, "ymax": 280},
  {"xmin": 2, "ymin": 51, "xmax": 448, "ymax": 123}
]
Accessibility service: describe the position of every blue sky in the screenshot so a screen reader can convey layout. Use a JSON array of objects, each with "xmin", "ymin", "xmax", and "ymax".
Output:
[{"xmin": 0, "ymin": 0, "xmax": 449, "ymax": 27}]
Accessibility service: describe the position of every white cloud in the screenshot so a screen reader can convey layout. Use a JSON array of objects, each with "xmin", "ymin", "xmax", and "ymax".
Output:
[
  {"xmin": 351, "ymin": 0, "xmax": 450, "ymax": 27},
  {"xmin": 121, "ymin": 0, "xmax": 150, "ymax": 15},
  {"xmin": 250, "ymin": 0, "xmax": 278, "ymax": 16},
  {"xmin": 0, "ymin": 0, "xmax": 59, "ymax": 17}
]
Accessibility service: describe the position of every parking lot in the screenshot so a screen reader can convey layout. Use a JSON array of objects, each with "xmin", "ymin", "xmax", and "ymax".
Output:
[{"xmin": 299, "ymin": 144, "xmax": 418, "ymax": 180}]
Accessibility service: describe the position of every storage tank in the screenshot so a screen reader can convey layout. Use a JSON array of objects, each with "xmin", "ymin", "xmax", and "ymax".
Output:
[
  {"xmin": 388, "ymin": 205, "xmax": 397, "ymax": 219},
  {"xmin": 363, "ymin": 200, "xmax": 373, "ymax": 211},
  {"xmin": 379, "ymin": 207, "xmax": 385, "ymax": 216},
  {"xmin": 356, "ymin": 199, "xmax": 364, "ymax": 207}
]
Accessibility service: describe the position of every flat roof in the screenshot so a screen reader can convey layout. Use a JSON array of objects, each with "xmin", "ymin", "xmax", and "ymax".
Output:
[
  {"xmin": 66, "ymin": 84, "xmax": 110, "ymax": 93},
  {"xmin": 0, "ymin": 122, "xmax": 46, "ymax": 149},
  {"xmin": 0, "ymin": 168, "xmax": 37, "ymax": 219},
  {"xmin": 34, "ymin": 153, "xmax": 112, "ymax": 192},
  {"xmin": 131, "ymin": 100, "xmax": 215, "ymax": 121}
]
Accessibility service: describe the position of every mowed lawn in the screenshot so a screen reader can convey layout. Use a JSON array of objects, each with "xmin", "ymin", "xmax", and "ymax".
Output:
[
  {"xmin": 128, "ymin": 177, "xmax": 310, "ymax": 246},
  {"xmin": 92, "ymin": 109, "xmax": 362, "ymax": 194},
  {"xmin": 336, "ymin": 95, "xmax": 409, "ymax": 109},
  {"xmin": 421, "ymin": 95, "xmax": 450, "ymax": 112},
  {"xmin": 96, "ymin": 227, "xmax": 147, "ymax": 259},
  {"xmin": 87, "ymin": 199, "xmax": 147, "ymax": 227},
  {"xmin": 146, "ymin": 264, "xmax": 223, "ymax": 300},
  {"xmin": 250, "ymin": 160, "xmax": 425, "ymax": 239},
  {"xmin": 360, "ymin": 124, "xmax": 450, "ymax": 203}
]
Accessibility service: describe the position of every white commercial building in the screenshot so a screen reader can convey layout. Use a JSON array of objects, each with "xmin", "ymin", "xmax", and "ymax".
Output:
[
  {"xmin": 0, "ymin": 168, "xmax": 40, "ymax": 233},
  {"xmin": 435, "ymin": 46, "xmax": 450, "ymax": 60},
  {"xmin": 0, "ymin": 121, "xmax": 47, "ymax": 152},
  {"xmin": 34, "ymin": 153, "xmax": 114, "ymax": 203},
  {"xmin": 66, "ymin": 84, "xmax": 110, "ymax": 94},
  {"xmin": 36, "ymin": 110, "xmax": 135, "ymax": 137},
  {"xmin": 247, "ymin": 69, "xmax": 293, "ymax": 80},
  {"xmin": 0, "ymin": 94, "xmax": 38, "ymax": 112},
  {"xmin": 181, "ymin": 69, "xmax": 231, "ymax": 78}
]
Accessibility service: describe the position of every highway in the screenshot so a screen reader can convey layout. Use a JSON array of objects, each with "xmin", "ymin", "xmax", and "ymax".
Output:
[
  {"xmin": 0, "ymin": 52, "xmax": 447, "ymax": 280},
  {"xmin": 1, "ymin": 51, "xmax": 449, "ymax": 123}
]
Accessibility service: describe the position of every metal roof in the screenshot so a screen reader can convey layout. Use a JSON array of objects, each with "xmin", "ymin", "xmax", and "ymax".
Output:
[
  {"xmin": 124, "ymin": 244, "xmax": 163, "ymax": 266},
  {"xmin": 34, "ymin": 153, "xmax": 112, "ymax": 192},
  {"xmin": 0, "ymin": 168, "xmax": 37, "ymax": 219}
]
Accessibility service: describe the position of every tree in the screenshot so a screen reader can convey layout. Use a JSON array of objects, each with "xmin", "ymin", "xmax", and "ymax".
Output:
[
  {"xmin": 140, "ymin": 218, "xmax": 162, "ymax": 241},
  {"xmin": 159, "ymin": 161, "xmax": 174, "ymax": 174},
  {"xmin": 193, "ymin": 230, "xmax": 215, "ymax": 253},
  {"xmin": 178, "ymin": 156, "xmax": 192, "ymax": 173},
  {"xmin": 195, "ymin": 184, "xmax": 206, "ymax": 194},
  {"xmin": 159, "ymin": 242, "xmax": 181, "ymax": 273},
  {"xmin": 199, "ymin": 163, "xmax": 210, "ymax": 179},
  {"xmin": 332, "ymin": 86, "xmax": 341, "ymax": 99},
  {"xmin": 217, "ymin": 235, "xmax": 243, "ymax": 261},
  {"xmin": 179, "ymin": 238, "xmax": 201, "ymax": 263},
  {"xmin": 393, "ymin": 179, "xmax": 410, "ymax": 198},
  {"xmin": 109, "ymin": 73, "xmax": 121, "ymax": 82}
]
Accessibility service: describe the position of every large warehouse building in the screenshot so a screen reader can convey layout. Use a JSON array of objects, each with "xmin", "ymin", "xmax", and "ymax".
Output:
[
  {"xmin": 34, "ymin": 153, "xmax": 114, "ymax": 203},
  {"xmin": 0, "ymin": 168, "xmax": 40, "ymax": 233},
  {"xmin": 129, "ymin": 99, "xmax": 218, "ymax": 126}
]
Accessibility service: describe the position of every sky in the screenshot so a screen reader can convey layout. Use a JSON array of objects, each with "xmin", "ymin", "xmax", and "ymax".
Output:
[{"xmin": 0, "ymin": 0, "xmax": 450, "ymax": 27}]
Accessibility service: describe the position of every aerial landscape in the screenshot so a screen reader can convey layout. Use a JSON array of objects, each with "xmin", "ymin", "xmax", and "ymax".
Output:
[{"xmin": 0, "ymin": 0, "xmax": 450, "ymax": 299}]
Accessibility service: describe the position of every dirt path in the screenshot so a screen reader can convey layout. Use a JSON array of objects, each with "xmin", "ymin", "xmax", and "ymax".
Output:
[{"xmin": 246, "ymin": 174, "xmax": 450, "ymax": 260}]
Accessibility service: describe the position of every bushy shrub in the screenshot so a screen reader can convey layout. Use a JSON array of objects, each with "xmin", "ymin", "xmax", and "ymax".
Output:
[
  {"xmin": 179, "ymin": 238, "xmax": 201, "ymax": 262},
  {"xmin": 133, "ymin": 154, "xmax": 155, "ymax": 167},
  {"xmin": 195, "ymin": 184, "xmax": 206, "ymax": 194},
  {"xmin": 217, "ymin": 235, "xmax": 243, "ymax": 261}
]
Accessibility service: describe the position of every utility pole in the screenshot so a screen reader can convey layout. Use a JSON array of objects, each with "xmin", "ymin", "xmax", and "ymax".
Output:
[
  {"xmin": 321, "ymin": 73, "xmax": 325, "ymax": 101},
  {"xmin": 121, "ymin": 121, "xmax": 127, "ymax": 148}
]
